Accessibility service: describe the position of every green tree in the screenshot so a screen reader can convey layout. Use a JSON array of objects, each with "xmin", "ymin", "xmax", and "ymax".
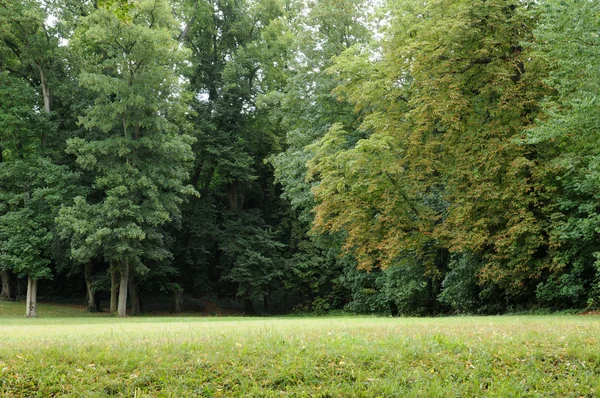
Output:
[
  {"xmin": 0, "ymin": 72, "xmax": 77, "ymax": 317},
  {"xmin": 0, "ymin": 0, "xmax": 60, "ymax": 131},
  {"xmin": 173, "ymin": 0, "xmax": 295, "ymax": 310},
  {"xmin": 218, "ymin": 211, "xmax": 284, "ymax": 312},
  {"xmin": 309, "ymin": 0, "xmax": 548, "ymax": 312},
  {"xmin": 527, "ymin": 0, "xmax": 600, "ymax": 308},
  {"xmin": 0, "ymin": 0, "xmax": 81, "ymax": 313},
  {"xmin": 269, "ymin": 0, "xmax": 371, "ymax": 311},
  {"xmin": 57, "ymin": 0, "xmax": 196, "ymax": 317}
]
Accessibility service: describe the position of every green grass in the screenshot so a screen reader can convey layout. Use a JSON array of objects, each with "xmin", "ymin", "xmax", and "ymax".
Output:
[
  {"xmin": 1, "ymin": 302, "xmax": 600, "ymax": 396},
  {"xmin": 0, "ymin": 300, "xmax": 106, "ymax": 319}
]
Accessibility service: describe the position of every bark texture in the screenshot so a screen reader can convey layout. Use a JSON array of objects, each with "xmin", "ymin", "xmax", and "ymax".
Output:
[
  {"xmin": 117, "ymin": 264, "xmax": 129, "ymax": 317},
  {"xmin": 84, "ymin": 262, "xmax": 99, "ymax": 312},
  {"xmin": 35, "ymin": 62, "xmax": 50, "ymax": 147},
  {"xmin": 1, "ymin": 270, "xmax": 16, "ymax": 301},
  {"xmin": 25, "ymin": 277, "xmax": 37, "ymax": 318}
]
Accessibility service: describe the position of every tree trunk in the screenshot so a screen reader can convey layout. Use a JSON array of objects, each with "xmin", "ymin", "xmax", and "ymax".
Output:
[
  {"xmin": 178, "ymin": 0, "xmax": 199, "ymax": 43},
  {"xmin": 263, "ymin": 293, "xmax": 269, "ymax": 312},
  {"xmin": 389, "ymin": 301, "xmax": 399, "ymax": 317},
  {"xmin": 35, "ymin": 62, "xmax": 50, "ymax": 147},
  {"xmin": 25, "ymin": 277, "xmax": 37, "ymax": 318},
  {"xmin": 228, "ymin": 182, "xmax": 238, "ymax": 210},
  {"xmin": 173, "ymin": 290, "xmax": 184, "ymax": 313},
  {"xmin": 117, "ymin": 264, "xmax": 129, "ymax": 317},
  {"xmin": 128, "ymin": 278, "xmax": 140, "ymax": 316},
  {"xmin": 110, "ymin": 267, "xmax": 118, "ymax": 314},
  {"xmin": 1, "ymin": 270, "xmax": 16, "ymax": 301},
  {"xmin": 243, "ymin": 296, "xmax": 254, "ymax": 314},
  {"xmin": 84, "ymin": 262, "xmax": 98, "ymax": 312}
]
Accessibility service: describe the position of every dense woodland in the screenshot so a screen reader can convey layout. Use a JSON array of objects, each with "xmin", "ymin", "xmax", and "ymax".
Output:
[{"xmin": 1, "ymin": 0, "xmax": 599, "ymax": 317}]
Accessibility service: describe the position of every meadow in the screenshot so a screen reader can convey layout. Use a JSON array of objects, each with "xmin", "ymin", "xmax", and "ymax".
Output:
[{"xmin": 1, "ymin": 301, "xmax": 599, "ymax": 397}]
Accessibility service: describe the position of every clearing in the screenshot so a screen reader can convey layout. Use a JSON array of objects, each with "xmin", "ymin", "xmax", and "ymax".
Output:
[{"xmin": 1, "ymin": 302, "xmax": 599, "ymax": 396}]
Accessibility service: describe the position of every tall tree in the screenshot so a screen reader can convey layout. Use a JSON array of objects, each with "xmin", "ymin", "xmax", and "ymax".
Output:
[
  {"xmin": 57, "ymin": 0, "xmax": 196, "ymax": 317},
  {"xmin": 0, "ymin": 0, "xmax": 60, "ymax": 131},
  {"xmin": 308, "ymin": 0, "xmax": 548, "ymax": 311},
  {"xmin": 174, "ymin": 0, "xmax": 295, "ymax": 309},
  {"xmin": 0, "ymin": 72, "xmax": 76, "ymax": 317},
  {"xmin": 269, "ymin": 0, "xmax": 372, "ymax": 311},
  {"xmin": 0, "ymin": 0, "xmax": 76, "ymax": 315},
  {"xmin": 526, "ymin": 0, "xmax": 600, "ymax": 308}
]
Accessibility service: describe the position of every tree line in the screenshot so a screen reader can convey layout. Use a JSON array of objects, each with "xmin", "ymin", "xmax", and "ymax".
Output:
[{"xmin": 1, "ymin": 0, "xmax": 598, "ymax": 317}]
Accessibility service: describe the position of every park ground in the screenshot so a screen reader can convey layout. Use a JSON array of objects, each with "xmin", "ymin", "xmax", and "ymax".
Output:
[{"xmin": 1, "ymin": 301, "xmax": 600, "ymax": 397}]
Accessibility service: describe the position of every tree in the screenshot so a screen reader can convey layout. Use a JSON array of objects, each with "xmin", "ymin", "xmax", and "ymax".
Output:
[
  {"xmin": 308, "ymin": 0, "xmax": 549, "ymax": 311},
  {"xmin": 218, "ymin": 211, "xmax": 284, "ymax": 312},
  {"xmin": 269, "ymin": 0, "xmax": 372, "ymax": 311},
  {"xmin": 0, "ymin": 0, "xmax": 60, "ymax": 131},
  {"xmin": 173, "ymin": 0, "xmax": 296, "ymax": 309},
  {"xmin": 57, "ymin": 0, "xmax": 196, "ymax": 317},
  {"xmin": 526, "ymin": 0, "xmax": 600, "ymax": 308},
  {"xmin": 0, "ymin": 72, "xmax": 77, "ymax": 317}
]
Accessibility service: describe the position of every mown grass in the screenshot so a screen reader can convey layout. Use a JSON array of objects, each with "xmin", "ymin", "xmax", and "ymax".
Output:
[
  {"xmin": 1, "ymin": 303, "xmax": 599, "ymax": 397},
  {"xmin": 0, "ymin": 300, "xmax": 106, "ymax": 319}
]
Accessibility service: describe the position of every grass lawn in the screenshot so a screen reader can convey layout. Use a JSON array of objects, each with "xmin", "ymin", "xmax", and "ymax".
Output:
[{"xmin": 1, "ymin": 302, "xmax": 599, "ymax": 396}]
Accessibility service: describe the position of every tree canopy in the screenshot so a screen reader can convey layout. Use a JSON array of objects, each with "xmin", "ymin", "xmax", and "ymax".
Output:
[{"xmin": 1, "ymin": 0, "xmax": 599, "ymax": 316}]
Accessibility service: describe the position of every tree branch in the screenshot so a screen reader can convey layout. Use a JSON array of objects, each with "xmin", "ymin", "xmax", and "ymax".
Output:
[{"xmin": 179, "ymin": 0, "xmax": 199, "ymax": 43}]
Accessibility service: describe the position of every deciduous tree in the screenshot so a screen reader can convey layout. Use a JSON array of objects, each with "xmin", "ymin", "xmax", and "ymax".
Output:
[{"xmin": 58, "ymin": 0, "xmax": 196, "ymax": 317}]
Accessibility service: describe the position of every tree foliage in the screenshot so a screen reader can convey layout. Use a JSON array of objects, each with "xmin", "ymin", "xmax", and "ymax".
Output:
[
  {"xmin": 57, "ymin": 0, "xmax": 196, "ymax": 317},
  {"xmin": 527, "ymin": 0, "xmax": 600, "ymax": 308},
  {"xmin": 2, "ymin": 0, "xmax": 600, "ymax": 316}
]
